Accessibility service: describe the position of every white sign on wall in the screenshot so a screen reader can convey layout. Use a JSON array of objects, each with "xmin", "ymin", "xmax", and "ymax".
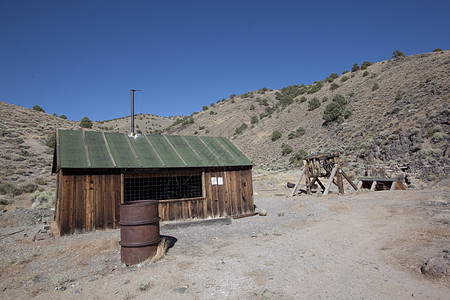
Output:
[
  {"xmin": 211, "ymin": 177, "xmax": 217, "ymax": 185},
  {"xmin": 218, "ymin": 177, "xmax": 223, "ymax": 185}
]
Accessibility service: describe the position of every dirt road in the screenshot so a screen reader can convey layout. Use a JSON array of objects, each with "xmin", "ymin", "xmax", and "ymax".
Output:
[{"xmin": 1, "ymin": 174, "xmax": 449, "ymax": 299}]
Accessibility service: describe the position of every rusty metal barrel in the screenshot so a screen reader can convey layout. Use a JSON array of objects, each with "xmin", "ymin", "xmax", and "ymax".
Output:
[{"xmin": 119, "ymin": 200, "xmax": 161, "ymax": 265}]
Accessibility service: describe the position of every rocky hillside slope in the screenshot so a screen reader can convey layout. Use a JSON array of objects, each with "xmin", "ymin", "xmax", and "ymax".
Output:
[
  {"xmin": 0, "ymin": 50, "xmax": 448, "ymax": 200},
  {"xmin": 168, "ymin": 50, "xmax": 449, "ymax": 185}
]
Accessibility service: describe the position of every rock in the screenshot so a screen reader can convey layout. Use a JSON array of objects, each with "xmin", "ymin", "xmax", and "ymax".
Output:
[
  {"xmin": 173, "ymin": 286, "xmax": 187, "ymax": 294},
  {"xmin": 420, "ymin": 258, "xmax": 446, "ymax": 277},
  {"xmin": 258, "ymin": 210, "xmax": 267, "ymax": 216}
]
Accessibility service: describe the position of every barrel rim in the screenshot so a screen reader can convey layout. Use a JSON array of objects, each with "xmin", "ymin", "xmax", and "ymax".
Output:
[
  {"xmin": 122, "ymin": 200, "xmax": 159, "ymax": 206},
  {"xmin": 119, "ymin": 217, "xmax": 160, "ymax": 226},
  {"xmin": 120, "ymin": 237, "xmax": 161, "ymax": 248}
]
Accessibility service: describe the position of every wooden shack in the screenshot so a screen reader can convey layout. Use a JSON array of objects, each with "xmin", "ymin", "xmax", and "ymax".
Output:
[{"xmin": 52, "ymin": 129, "xmax": 254, "ymax": 235}]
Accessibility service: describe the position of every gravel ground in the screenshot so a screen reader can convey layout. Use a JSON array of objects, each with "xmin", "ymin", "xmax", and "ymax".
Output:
[{"xmin": 0, "ymin": 172, "xmax": 449, "ymax": 299}]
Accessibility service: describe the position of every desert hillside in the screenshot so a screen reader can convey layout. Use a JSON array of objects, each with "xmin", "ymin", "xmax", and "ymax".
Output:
[
  {"xmin": 0, "ymin": 50, "xmax": 449, "ymax": 201},
  {"xmin": 168, "ymin": 50, "xmax": 449, "ymax": 186}
]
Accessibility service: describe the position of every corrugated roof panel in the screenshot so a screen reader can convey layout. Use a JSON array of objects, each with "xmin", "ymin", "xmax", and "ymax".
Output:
[
  {"xmin": 104, "ymin": 132, "xmax": 140, "ymax": 167},
  {"xmin": 147, "ymin": 135, "xmax": 185, "ymax": 167},
  {"xmin": 128, "ymin": 135, "xmax": 164, "ymax": 168},
  {"xmin": 199, "ymin": 136, "xmax": 238, "ymax": 166},
  {"xmin": 85, "ymin": 131, "xmax": 115, "ymax": 167},
  {"xmin": 215, "ymin": 137, "xmax": 252, "ymax": 166},
  {"xmin": 59, "ymin": 130, "xmax": 89, "ymax": 168},
  {"xmin": 165, "ymin": 135, "xmax": 205, "ymax": 167},
  {"xmin": 183, "ymin": 136, "xmax": 220, "ymax": 166},
  {"xmin": 55, "ymin": 130, "xmax": 252, "ymax": 169}
]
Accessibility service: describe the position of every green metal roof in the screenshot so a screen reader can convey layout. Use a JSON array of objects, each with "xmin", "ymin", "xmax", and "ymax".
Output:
[{"xmin": 54, "ymin": 129, "xmax": 252, "ymax": 169}]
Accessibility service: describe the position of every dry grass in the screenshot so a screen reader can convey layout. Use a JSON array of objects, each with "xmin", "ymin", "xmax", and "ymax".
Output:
[{"xmin": 148, "ymin": 237, "xmax": 169, "ymax": 263}]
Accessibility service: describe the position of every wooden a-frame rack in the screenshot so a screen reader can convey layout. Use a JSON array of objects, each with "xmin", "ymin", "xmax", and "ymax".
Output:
[{"xmin": 290, "ymin": 152, "xmax": 357, "ymax": 196}]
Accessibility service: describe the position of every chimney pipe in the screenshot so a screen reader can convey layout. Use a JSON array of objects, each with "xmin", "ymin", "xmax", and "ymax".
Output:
[{"xmin": 130, "ymin": 89, "xmax": 140, "ymax": 136}]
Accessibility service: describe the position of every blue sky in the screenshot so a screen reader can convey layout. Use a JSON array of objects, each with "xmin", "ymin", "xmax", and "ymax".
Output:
[{"xmin": 1, "ymin": 0, "xmax": 449, "ymax": 121}]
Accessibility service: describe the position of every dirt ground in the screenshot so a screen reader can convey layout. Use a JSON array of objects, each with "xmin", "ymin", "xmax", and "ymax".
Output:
[{"xmin": 0, "ymin": 171, "xmax": 449, "ymax": 299}]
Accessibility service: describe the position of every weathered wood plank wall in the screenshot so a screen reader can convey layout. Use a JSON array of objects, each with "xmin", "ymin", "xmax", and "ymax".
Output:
[
  {"xmin": 55, "ymin": 171, "xmax": 121, "ymax": 235},
  {"xmin": 55, "ymin": 167, "xmax": 253, "ymax": 234}
]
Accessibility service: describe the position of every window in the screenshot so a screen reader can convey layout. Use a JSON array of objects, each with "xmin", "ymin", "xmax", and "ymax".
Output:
[{"xmin": 124, "ymin": 173, "xmax": 203, "ymax": 202}]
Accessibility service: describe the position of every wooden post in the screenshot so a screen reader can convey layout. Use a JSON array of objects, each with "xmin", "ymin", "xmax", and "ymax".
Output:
[
  {"xmin": 290, "ymin": 168, "xmax": 306, "ymax": 197},
  {"xmin": 335, "ymin": 156, "xmax": 344, "ymax": 195},
  {"xmin": 323, "ymin": 165, "xmax": 338, "ymax": 196}
]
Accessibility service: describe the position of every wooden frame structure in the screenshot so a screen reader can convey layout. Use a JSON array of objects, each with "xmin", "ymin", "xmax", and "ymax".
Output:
[
  {"xmin": 356, "ymin": 177, "xmax": 405, "ymax": 191},
  {"xmin": 290, "ymin": 152, "xmax": 357, "ymax": 196}
]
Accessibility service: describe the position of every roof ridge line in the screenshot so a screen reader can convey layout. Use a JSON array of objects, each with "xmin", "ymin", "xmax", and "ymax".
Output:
[
  {"xmin": 102, "ymin": 132, "xmax": 117, "ymax": 167},
  {"xmin": 144, "ymin": 135, "xmax": 166, "ymax": 167},
  {"xmin": 163, "ymin": 135, "xmax": 187, "ymax": 166},
  {"xmin": 182, "ymin": 136, "xmax": 207, "ymax": 166},
  {"xmin": 213, "ymin": 137, "xmax": 237, "ymax": 160},
  {"xmin": 82, "ymin": 129, "xmax": 92, "ymax": 167},
  {"xmin": 124, "ymin": 133, "xmax": 143, "ymax": 167},
  {"xmin": 198, "ymin": 136, "xmax": 222, "ymax": 162}
]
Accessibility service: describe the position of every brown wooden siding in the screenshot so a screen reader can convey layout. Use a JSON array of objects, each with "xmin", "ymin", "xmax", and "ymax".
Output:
[
  {"xmin": 55, "ymin": 170, "xmax": 121, "ymax": 235},
  {"xmin": 55, "ymin": 167, "xmax": 253, "ymax": 234}
]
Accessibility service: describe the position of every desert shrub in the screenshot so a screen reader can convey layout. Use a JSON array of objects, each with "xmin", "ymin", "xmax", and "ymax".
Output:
[
  {"xmin": 344, "ymin": 109, "xmax": 353, "ymax": 119},
  {"xmin": 308, "ymin": 97, "xmax": 321, "ymax": 111},
  {"xmin": 322, "ymin": 96, "xmax": 328, "ymax": 102},
  {"xmin": 209, "ymin": 110, "xmax": 215, "ymax": 115},
  {"xmin": 351, "ymin": 63, "xmax": 360, "ymax": 72},
  {"xmin": 271, "ymin": 130, "xmax": 282, "ymax": 141},
  {"xmin": 281, "ymin": 143, "xmax": 293, "ymax": 155},
  {"xmin": 392, "ymin": 50, "xmax": 405, "ymax": 58},
  {"xmin": 33, "ymin": 177, "xmax": 47, "ymax": 185},
  {"xmin": 326, "ymin": 73, "xmax": 339, "ymax": 83},
  {"xmin": 199, "ymin": 126, "xmax": 205, "ymax": 130},
  {"xmin": 265, "ymin": 106, "xmax": 276, "ymax": 116},
  {"xmin": 19, "ymin": 183, "xmax": 39, "ymax": 194},
  {"xmin": 251, "ymin": 116, "xmax": 259, "ymax": 124},
  {"xmin": 230, "ymin": 94, "xmax": 236, "ymax": 99},
  {"xmin": 372, "ymin": 83, "xmax": 379, "ymax": 91},
  {"xmin": 395, "ymin": 90, "xmax": 403, "ymax": 101},
  {"xmin": 276, "ymin": 84, "xmax": 308, "ymax": 109},
  {"xmin": 340, "ymin": 76, "xmax": 349, "ymax": 82},
  {"xmin": 249, "ymin": 104, "xmax": 255, "ymax": 110},
  {"xmin": 363, "ymin": 70, "xmax": 369, "ymax": 77},
  {"xmin": 79, "ymin": 116, "xmax": 93, "ymax": 128},
  {"xmin": 307, "ymin": 82, "xmax": 323, "ymax": 94},
  {"xmin": 330, "ymin": 83, "xmax": 339, "ymax": 90},
  {"xmin": 46, "ymin": 133, "xmax": 56, "ymax": 149},
  {"xmin": 323, "ymin": 102, "xmax": 343, "ymax": 124},
  {"xmin": 136, "ymin": 129, "xmax": 142, "ymax": 134},
  {"xmin": 0, "ymin": 181, "xmax": 20, "ymax": 196},
  {"xmin": 288, "ymin": 126, "xmax": 306, "ymax": 139},
  {"xmin": 234, "ymin": 123, "xmax": 248, "ymax": 135},
  {"xmin": 361, "ymin": 61, "xmax": 373, "ymax": 70},
  {"xmin": 202, "ymin": 106, "xmax": 209, "ymax": 111},
  {"xmin": 259, "ymin": 112, "xmax": 266, "ymax": 120},
  {"xmin": 290, "ymin": 148, "xmax": 308, "ymax": 164},
  {"xmin": 349, "ymin": 92, "xmax": 355, "ymax": 97},
  {"xmin": 433, "ymin": 48, "xmax": 443, "ymax": 52},
  {"xmin": 33, "ymin": 105, "xmax": 45, "ymax": 113},
  {"xmin": 30, "ymin": 190, "xmax": 55, "ymax": 209},
  {"xmin": 300, "ymin": 96, "xmax": 307, "ymax": 103},
  {"xmin": 256, "ymin": 98, "xmax": 269, "ymax": 106},
  {"xmin": 59, "ymin": 115, "xmax": 67, "ymax": 119},
  {"xmin": 419, "ymin": 147, "xmax": 442, "ymax": 161},
  {"xmin": 332, "ymin": 94, "xmax": 347, "ymax": 107}
]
